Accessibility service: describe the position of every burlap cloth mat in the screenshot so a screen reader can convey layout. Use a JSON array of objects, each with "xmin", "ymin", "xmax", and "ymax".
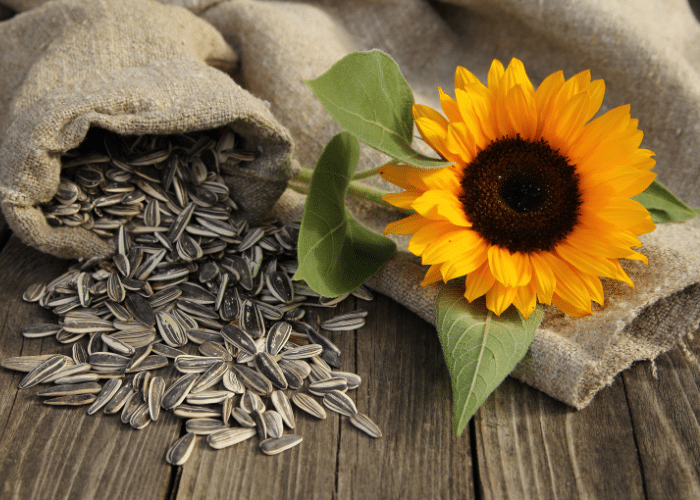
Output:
[{"xmin": 2, "ymin": 0, "xmax": 700, "ymax": 409}]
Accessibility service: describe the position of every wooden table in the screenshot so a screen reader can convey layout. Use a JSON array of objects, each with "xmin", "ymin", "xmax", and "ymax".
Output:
[{"xmin": 0, "ymin": 225, "xmax": 698, "ymax": 500}]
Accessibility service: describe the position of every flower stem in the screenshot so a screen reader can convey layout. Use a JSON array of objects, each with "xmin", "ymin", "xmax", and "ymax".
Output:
[
  {"xmin": 351, "ymin": 164, "xmax": 388, "ymax": 181},
  {"xmin": 289, "ymin": 174, "xmax": 413, "ymax": 216}
]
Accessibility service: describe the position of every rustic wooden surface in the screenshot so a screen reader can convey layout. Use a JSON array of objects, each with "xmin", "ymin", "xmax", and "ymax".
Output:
[{"xmin": 0, "ymin": 227, "xmax": 698, "ymax": 500}]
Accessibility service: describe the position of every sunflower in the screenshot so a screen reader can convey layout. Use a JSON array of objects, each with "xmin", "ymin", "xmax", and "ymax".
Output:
[{"xmin": 380, "ymin": 58, "xmax": 656, "ymax": 318}]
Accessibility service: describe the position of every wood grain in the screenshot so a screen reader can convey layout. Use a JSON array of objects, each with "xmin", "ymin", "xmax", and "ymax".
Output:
[
  {"xmin": 475, "ymin": 375, "xmax": 645, "ymax": 499},
  {"xmin": 623, "ymin": 339, "xmax": 700, "ymax": 500}
]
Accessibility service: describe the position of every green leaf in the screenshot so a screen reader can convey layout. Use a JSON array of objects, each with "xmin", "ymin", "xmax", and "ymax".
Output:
[
  {"xmin": 306, "ymin": 50, "xmax": 450, "ymax": 169},
  {"xmin": 633, "ymin": 180, "xmax": 699, "ymax": 223},
  {"xmin": 436, "ymin": 281, "xmax": 543, "ymax": 436},
  {"xmin": 295, "ymin": 132, "xmax": 397, "ymax": 297}
]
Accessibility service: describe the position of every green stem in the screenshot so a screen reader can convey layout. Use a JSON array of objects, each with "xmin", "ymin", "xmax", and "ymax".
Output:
[
  {"xmin": 351, "ymin": 164, "xmax": 388, "ymax": 181},
  {"xmin": 288, "ymin": 179, "xmax": 414, "ymax": 216}
]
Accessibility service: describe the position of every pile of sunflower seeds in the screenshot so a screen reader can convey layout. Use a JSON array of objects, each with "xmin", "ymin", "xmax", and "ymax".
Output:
[{"xmin": 2, "ymin": 128, "xmax": 381, "ymax": 465}]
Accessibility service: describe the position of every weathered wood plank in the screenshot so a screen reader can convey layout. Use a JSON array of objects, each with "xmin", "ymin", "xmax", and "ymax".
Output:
[
  {"xmin": 475, "ymin": 375, "xmax": 645, "ymax": 499},
  {"xmin": 0, "ymin": 236, "xmax": 178, "ymax": 500},
  {"xmin": 336, "ymin": 294, "xmax": 474, "ymax": 500},
  {"xmin": 623, "ymin": 342, "xmax": 700, "ymax": 500}
]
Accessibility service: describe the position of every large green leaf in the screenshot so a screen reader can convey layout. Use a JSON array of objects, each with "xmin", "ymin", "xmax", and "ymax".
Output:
[
  {"xmin": 295, "ymin": 132, "xmax": 397, "ymax": 297},
  {"xmin": 436, "ymin": 281, "xmax": 543, "ymax": 436},
  {"xmin": 633, "ymin": 180, "xmax": 700, "ymax": 223},
  {"xmin": 306, "ymin": 50, "xmax": 450, "ymax": 169}
]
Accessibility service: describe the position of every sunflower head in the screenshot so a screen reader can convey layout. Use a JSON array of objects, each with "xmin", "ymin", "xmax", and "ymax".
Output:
[{"xmin": 381, "ymin": 58, "xmax": 656, "ymax": 318}]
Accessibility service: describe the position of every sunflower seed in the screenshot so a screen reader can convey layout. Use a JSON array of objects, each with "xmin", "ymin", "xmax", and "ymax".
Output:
[
  {"xmin": 103, "ymin": 382, "xmax": 134, "ymax": 414},
  {"xmin": 320, "ymin": 310, "xmax": 368, "ymax": 331},
  {"xmin": 323, "ymin": 390, "xmax": 358, "ymax": 417},
  {"xmin": 63, "ymin": 317, "xmax": 115, "ymax": 334},
  {"xmin": 281, "ymin": 344, "xmax": 324, "ymax": 360},
  {"xmin": 166, "ymin": 432, "xmax": 197, "ymax": 466},
  {"xmin": 260, "ymin": 435, "xmax": 303, "ymax": 455},
  {"xmin": 265, "ymin": 321, "xmax": 292, "ymax": 356},
  {"xmin": 331, "ymin": 371, "xmax": 362, "ymax": 390},
  {"xmin": 221, "ymin": 323, "xmax": 257, "ymax": 356},
  {"xmin": 37, "ymin": 382, "xmax": 102, "ymax": 397},
  {"xmin": 219, "ymin": 287, "xmax": 240, "ymax": 321},
  {"xmin": 186, "ymin": 328, "xmax": 222, "ymax": 344},
  {"xmin": 150, "ymin": 343, "xmax": 186, "ymax": 358},
  {"xmin": 130, "ymin": 403, "xmax": 151, "ymax": 430},
  {"xmin": 87, "ymin": 378, "xmax": 123, "ymax": 415},
  {"xmin": 270, "ymin": 390, "xmax": 295, "ymax": 429},
  {"xmin": 88, "ymin": 352, "xmax": 130, "ymax": 371},
  {"xmin": 161, "ymin": 373, "xmax": 198, "ymax": 410},
  {"xmin": 232, "ymin": 408, "xmax": 256, "ymax": 428},
  {"xmin": 186, "ymin": 418, "xmax": 229, "ymax": 435},
  {"xmin": 190, "ymin": 361, "xmax": 227, "ymax": 393},
  {"xmin": 126, "ymin": 355, "xmax": 168, "ymax": 372},
  {"xmin": 156, "ymin": 310, "xmax": 187, "ymax": 347},
  {"xmin": 207, "ymin": 427, "xmax": 256, "ymax": 450},
  {"xmin": 232, "ymin": 365, "xmax": 273, "ymax": 396},
  {"xmin": 44, "ymin": 394, "xmax": 97, "ymax": 406},
  {"xmin": 240, "ymin": 391, "xmax": 266, "ymax": 414},
  {"xmin": 254, "ymin": 352, "xmax": 287, "ymax": 390},
  {"xmin": 125, "ymin": 293, "xmax": 155, "ymax": 327},
  {"xmin": 23, "ymin": 282, "xmax": 47, "ymax": 302},
  {"xmin": 263, "ymin": 411, "xmax": 284, "ymax": 439},
  {"xmin": 124, "ymin": 344, "xmax": 153, "ymax": 372},
  {"xmin": 292, "ymin": 393, "xmax": 326, "ymax": 419},
  {"xmin": 72, "ymin": 344, "xmax": 88, "ymax": 364},
  {"xmin": 241, "ymin": 299, "xmax": 265, "ymax": 338},
  {"xmin": 21, "ymin": 323, "xmax": 62, "ymax": 339},
  {"xmin": 101, "ymin": 334, "xmax": 136, "ymax": 356},
  {"xmin": 147, "ymin": 376, "xmax": 165, "ymax": 421},
  {"xmin": 174, "ymin": 355, "xmax": 221, "ymax": 373},
  {"xmin": 198, "ymin": 341, "xmax": 232, "ymax": 361},
  {"xmin": 222, "ymin": 370, "xmax": 245, "ymax": 393},
  {"xmin": 349, "ymin": 412, "xmax": 382, "ymax": 438},
  {"xmin": 133, "ymin": 371, "xmax": 152, "ymax": 394},
  {"xmin": 186, "ymin": 390, "xmax": 232, "ymax": 405},
  {"xmin": 173, "ymin": 404, "xmax": 221, "ymax": 419},
  {"xmin": 44, "ymin": 363, "xmax": 92, "ymax": 383},
  {"xmin": 19, "ymin": 355, "xmax": 69, "ymax": 389}
]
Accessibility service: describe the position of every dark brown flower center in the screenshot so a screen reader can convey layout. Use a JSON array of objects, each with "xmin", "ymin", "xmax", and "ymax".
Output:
[{"xmin": 459, "ymin": 136, "xmax": 581, "ymax": 254}]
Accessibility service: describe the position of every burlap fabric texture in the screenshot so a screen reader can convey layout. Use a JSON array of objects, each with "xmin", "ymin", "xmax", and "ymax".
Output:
[
  {"xmin": 0, "ymin": 0, "xmax": 294, "ymax": 259},
  {"xmin": 2, "ymin": 0, "xmax": 700, "ymax": 409},
  {"xmin": 196, "ymin": 0, "xmax": 700, "ymax": 409}
]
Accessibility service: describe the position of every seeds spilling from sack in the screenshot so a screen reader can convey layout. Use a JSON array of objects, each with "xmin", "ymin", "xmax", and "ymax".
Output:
[{"xmin": 5, "ymin": 129, "xmax": 381, "ymax": 465}]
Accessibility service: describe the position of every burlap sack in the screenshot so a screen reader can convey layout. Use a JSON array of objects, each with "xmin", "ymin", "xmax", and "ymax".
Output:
[
  {"xmin": 0, "ymin": 0, "xmax": 294, "ymax": 259},
  {"xmin": 197, "ymin": 0, "xmax": 700, "ymax": 408}
]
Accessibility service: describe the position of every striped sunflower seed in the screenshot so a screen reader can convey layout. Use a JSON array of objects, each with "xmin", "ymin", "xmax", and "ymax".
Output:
[
  {"xmin": 291, "ymin": 393, "xmax": 326, "ymax": 420},
  {"xmin": 260, "ymin": 435, "xmax": 303, "ymax": 456},
  {"xmin": 349, "ymin": 412, "xmax": 382, "ymax": 438},
  {"xmin": 166, "ymin": 433, "xmax": 197, "ymax": 466},
  {"xmin": 206, "ymin": 427, "xmax": 256, "ymax": 450}
]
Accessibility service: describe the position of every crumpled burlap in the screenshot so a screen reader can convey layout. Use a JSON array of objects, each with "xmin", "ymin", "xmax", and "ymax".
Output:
[
  {"xmin": 0, "ymin": 0, "xmax": 294, "ymax": 259},
  {"xmin": 196, "ymin": 0, "xmax": 700, "ymax": 409},
  {"xmin": 3, "ymin": 0, "xmax": 700, "ymax": 409}
]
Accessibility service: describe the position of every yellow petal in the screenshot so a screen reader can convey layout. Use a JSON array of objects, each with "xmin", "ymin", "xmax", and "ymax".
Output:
[
  {"xmin": 506, "ymin": 84, "xmax": 538, "ymax": 140},
  {"xmin": 528, "ymin": 252, "xmax": 555, "ymax": 304},
  {"xmin": 512, "ymin": 283, "xmax": 538, "ymax": 318},
  {"xmin": 411, "ymin": 189, "xmax": 472, "ymax": 226},
  {"xmin": 421, "ymin": 228, "xmax": 482, "ymax": 265},
  {"xmin": 381, "ymin": 191, "xmax": 421, "ymax": 210},
  {"xmin": 383, "ymin": 213, "xmax": 429, "ymax": 235},
  {"xmin": 485, "ymin": 281, "xmax": 519, "ymax": 316},
  {"xmin": 421, "ymin": 264, "xmax": 444, "ymax": 286},
  {"xmin": 487, "ymin": 246, "xmax": 532, "ymax": 287},
  {"xmin": 464, "ymin": 262, "xmax": 496, "ymax": 301},
  {"xmin": 407, "ymin": 220, "xmax": 455, "ymax": 255}
]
